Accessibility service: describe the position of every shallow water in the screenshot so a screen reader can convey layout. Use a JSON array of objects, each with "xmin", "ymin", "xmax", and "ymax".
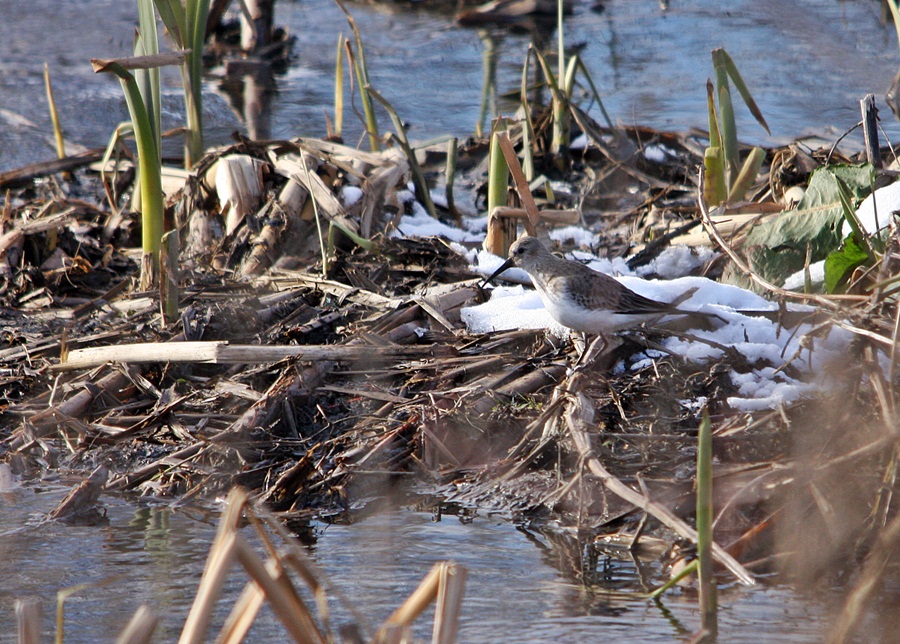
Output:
[
  {"xmin": 0, "ymin": 482, "xmax": 835, "ymax": 642},
  {"xmin": 2, "ymin": 0, "xmax": 900, "ymax": 171}
]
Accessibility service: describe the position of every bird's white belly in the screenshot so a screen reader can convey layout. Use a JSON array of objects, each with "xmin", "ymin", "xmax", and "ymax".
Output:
[{"xmin": 541, "ymin": 291, "xmax": 659, "ymax": 335}]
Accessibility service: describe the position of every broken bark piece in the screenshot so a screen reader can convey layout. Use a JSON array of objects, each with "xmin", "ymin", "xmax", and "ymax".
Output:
[{"xmin": 47, "ymin": 465, "xmax": 108, "ymax": 524}]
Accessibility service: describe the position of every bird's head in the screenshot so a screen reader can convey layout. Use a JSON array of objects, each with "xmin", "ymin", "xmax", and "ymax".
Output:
[{"xmin": 481, "ymin": 236, "xmax": 546, "ymax": 287}]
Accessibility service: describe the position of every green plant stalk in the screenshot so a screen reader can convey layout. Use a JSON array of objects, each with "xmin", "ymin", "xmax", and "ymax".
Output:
[
  {"xmin": 557, "ymin": 0, "xmax": 564, "ymax": 82},
  {"xmin": 185, "ymin": 0, "xmax": 209, "ymax": 168},
  {"xmin": 137, "ymin": 0, "xmax": 162, "ymax": 155},
  {"xmin": 704, "ymin": 80, "xmax": 726, "ymax": 206},
  {"xmin": 518, "ymin": 51, "xmax": 535, "ymax": 181},
  {"xmin": 697, "ymin": 411, "xmax": 718, "ymax": 638},
  {"xmin": 154, "ymin": 0, "xmax": 208, "ymax": 168},
  {"xmin": 345, "ymin": 41, "xmax": 379, "ymax": 151},
  {"xmin": 99, "ymin": 62, "xmax": 164, "ymax": 270},
  {"xmin": 703, "ymin": 147, "xmax": 727, "ymax": 206},
  {"xmin": 571, "ymin": 55, "xmax": 613, "ymax": 129},
  {"xmin": 487, "ymin": 122, "xmax": 509, "ymax": 217},
  {"xmin": 552, "ymin": 0, "xmax": 568, "ymax": 157},
  {"xmin": 477, "ymin": 31, "xmax": 498, "ymax": 139},
  {"xmin": 714, "ymin": 48, "xmax": 770, "ymax": 135},
  {"xmin": 532, "ymin": 46, "xmax": 569, "ymax": 158},
  {"xmin": 367, "ymin": 86, "xmax": 437, "ymax": 218},
  {"xmin": 706, "ymin": 79, "xmax": 722, "ymax": 151},
  {"xmin": 717, "ymin": 82, "xmax": 738, "ymax": 184},
  {"xmin": 836, "ymin": 176, "xmax": 875, "ymax": 260}
]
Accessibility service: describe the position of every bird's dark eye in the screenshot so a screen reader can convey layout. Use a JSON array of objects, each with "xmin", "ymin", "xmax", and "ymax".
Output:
[{"xmin": 515, "ymin": 247, "xmax": 524, "ymax": 255}]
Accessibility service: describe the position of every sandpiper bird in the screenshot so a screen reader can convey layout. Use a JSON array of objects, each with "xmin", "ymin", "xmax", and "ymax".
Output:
[{"xmin": 483, "ymin": 236, "xmax": 716, "ymax": 336}]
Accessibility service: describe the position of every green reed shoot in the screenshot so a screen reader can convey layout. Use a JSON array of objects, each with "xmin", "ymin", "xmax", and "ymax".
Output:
[
  {"xmin": 92, "ymin": 52, "xmax": 185, "ymax": 289},
  {"xmin": 528, "ymin": 44, "xmax": 612, "ymax": 170},
  {"xmin": 153, "ymin": 0, "xmax": 210, "ymax": 169},
  {"xmin": 696, "ymin": 410, "xmax": 717, "ymax": 639},
  {"xmin": 488, "ymin": 119, "xmax": 510, "ymax": 218},
  {"xmin": 336, "ymin": 0, "xmax": 380, "ymax": 151},
  {"xmin": 704, "ymin": 48, "xmax": 769, "ymax": 206}
]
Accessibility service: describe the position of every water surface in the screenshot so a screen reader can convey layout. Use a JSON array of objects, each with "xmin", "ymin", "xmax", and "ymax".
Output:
[
  {"xmin": 2, "ymin": 0, "xmax": 900, "ymax": 171},
  {"xmin": 0, "ymin": 482, "xmax": 836, "ymax": 642}
]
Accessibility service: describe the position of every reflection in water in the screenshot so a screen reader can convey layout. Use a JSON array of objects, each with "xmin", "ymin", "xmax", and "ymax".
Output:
[{"xmin": 217, "ymin": 62, "xmax": 278, "ymax": 141}]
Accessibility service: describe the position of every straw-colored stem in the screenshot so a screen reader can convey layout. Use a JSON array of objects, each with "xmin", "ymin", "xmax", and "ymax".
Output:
[
  {"xmin": 334, "ymin": 34, "xmax": 344, "ymax": 138},
  {"xmin": 44, "ymin": 64, "xmax": 66, "ymax": 160}
]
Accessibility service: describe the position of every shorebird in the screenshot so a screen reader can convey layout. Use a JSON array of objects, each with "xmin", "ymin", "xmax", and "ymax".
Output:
[{"xmin": 482, "ymin": 236, "xmax": 718, "ymax": 337}]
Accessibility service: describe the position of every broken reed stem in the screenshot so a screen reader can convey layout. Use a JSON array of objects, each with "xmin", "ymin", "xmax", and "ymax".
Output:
[
  {"xmin": 495, "ymin": 130, "xmax": 539, "ymax": 234},
  {"xmin": 115, "ymin": 605, "xmax": 158, "ymax": 644},
  {"xmin": 179, "ymin": 488, "xmax": 250, "ymax": 644},
  {"xmin": 378, "ymin": 561, "xmax": 466, "ymax": 644},
  {"xmin": 16, "ymin": 598, "xmax": 41, "ymax": 644},
  {"xmin": 160, "ymin": 229, "xmax": 179, "ymax": 324},
  {"xmin": 446, "ymin": 137, "xmax": 460, "ymax": 225},
  {"xmin": 55, "ymin": 341, "xmax": 433, "ymax": 372}
]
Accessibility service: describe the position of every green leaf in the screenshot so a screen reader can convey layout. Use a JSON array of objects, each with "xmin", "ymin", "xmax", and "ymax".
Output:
[
  {"xmin": 727, "ymin": 146, "xmax": 766, "ymax": 203},
  {"xmin": 824, "ymin": 233, "xmax": 872, "ymax": 293},
  {"xmin": 740, "ymin": 165, "xmax": 875, "ymax": 287},
  {"xmin": 712, "ymin": 48, "xmax": 770, "ymax": 135}
]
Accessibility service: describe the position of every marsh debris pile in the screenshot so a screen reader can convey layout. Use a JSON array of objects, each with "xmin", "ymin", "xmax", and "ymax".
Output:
[{"xmin": 1, "ymin": 118, "xmax": 899, "ymax": 619}]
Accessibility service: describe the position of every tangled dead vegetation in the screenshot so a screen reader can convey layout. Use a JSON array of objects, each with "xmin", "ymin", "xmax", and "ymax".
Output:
[{"xmin": 2, "ymin": 117, "xmax": 900, "ymax": 639}]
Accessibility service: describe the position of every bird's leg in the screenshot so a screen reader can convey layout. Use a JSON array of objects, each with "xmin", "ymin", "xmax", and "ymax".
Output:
[
  {"xmin": 571, "ymin": 331, "xmax": 587, "ymax": 358},
  {"xmin": 573, "ymin": 334, "xmax": 609, "ymax": 371}
]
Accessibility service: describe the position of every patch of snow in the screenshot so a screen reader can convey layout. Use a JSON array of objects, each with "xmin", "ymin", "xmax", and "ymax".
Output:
[
  {"xmin": 783, "ymin": 260, "xmax": 826, "ymax": 290},
  {"xmin": 845, "ymin": 180, "xmax": 900, "ymax": 237},
  {"xmin": 340, "ymin": 185, "xmax": 364, "ymax": 207},
  {"xmin": 634, "ymin": 245, "xmax": 718, "ymax": 279},
  {"xmin": 643, "ymin": 143, "xmax": 677, "ymax": 163},
  {"xmin": 549, "ymin": 226, "xmax": 597, "ymax": 247},
  {"xmin": 460, "ymin": 286, "xmax": 569, "ymax": 337},
  {"xmin": 390, "ymin": 198, "xmax": 483, "ymax": 243}
]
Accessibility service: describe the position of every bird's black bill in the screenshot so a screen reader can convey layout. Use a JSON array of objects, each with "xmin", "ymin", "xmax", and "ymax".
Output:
[{"xmin": 481, "ymin": 258, "xmax": 516, "ymax": 289}]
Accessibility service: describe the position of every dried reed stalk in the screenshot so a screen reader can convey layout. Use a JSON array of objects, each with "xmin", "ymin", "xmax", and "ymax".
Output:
[
  {"xmin": 116, "ymin": 605, "xmax": 158, "ymax": 644},
  {"xmin": 56, "ymin": 341, "xmax": 433, "ymax": 372}
]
